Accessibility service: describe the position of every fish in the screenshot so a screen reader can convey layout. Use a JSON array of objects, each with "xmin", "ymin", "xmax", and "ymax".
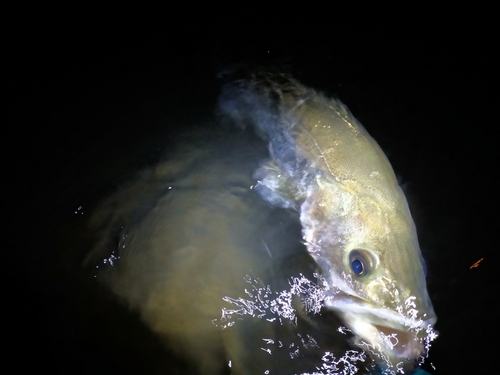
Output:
[
  {"xmin": 219, "ymin": 73, "xmax": 437, "ymax": 371},
  {"xmin": 88, "ymin": 72, "xmax": 437, "ymax": 374}
]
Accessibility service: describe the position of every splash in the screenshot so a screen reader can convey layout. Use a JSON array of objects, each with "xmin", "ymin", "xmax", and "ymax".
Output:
[
  {"xmin": 304, "ymin": 351, "xmax": 368, "ymax": 375},
  {"xmin": 213, "ymin": 273, "xmax": 437, "ymax": 375},
  {"xmin": 213, "ymin": 274, "xmax": 329, "ymax": 329},
  {"xmin": 213, "ymin": 274, "xmax": 372, "ymax": 374}
]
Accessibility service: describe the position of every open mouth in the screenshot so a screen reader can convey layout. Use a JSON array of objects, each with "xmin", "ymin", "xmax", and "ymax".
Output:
[{"xmin": 325, "ymin": 295, "xmax": 436, "ymax": 367}]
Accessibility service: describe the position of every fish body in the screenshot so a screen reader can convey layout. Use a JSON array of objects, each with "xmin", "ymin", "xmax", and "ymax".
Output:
[
  {"xmin": 90, "ymin": 73, "xmax": 437, "ymax": 374},
  {"xmin": 220, "ymin": 73, "xmax": 437, "ymax": 370},
  {"xmin": 89, "ymin": 129, "xmax": 320, "ymax": 374}
]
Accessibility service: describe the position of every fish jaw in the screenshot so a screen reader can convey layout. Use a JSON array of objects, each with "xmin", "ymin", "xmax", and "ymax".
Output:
[
  {"xmin": 325, "ymin": 293, "xmax": 437, "ymax": 371},
  {"xmin": 299, "ymin": 175, "xmax": 438, "ymax": 370}
]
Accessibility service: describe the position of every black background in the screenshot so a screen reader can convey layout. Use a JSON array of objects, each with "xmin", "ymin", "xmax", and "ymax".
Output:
[{"xmin": 3, "ymin": 2, "xmax": 496, "ymax": 374}]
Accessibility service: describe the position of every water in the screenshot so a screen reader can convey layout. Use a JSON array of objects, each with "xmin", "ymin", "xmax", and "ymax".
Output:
[
  {"xmin": 6, "ymin": 30, "xmax": 494, "ymax": 373},
  {"xmin": 83, "ymin": 109, "xmax": 436, "ymax": 375},
  {"xmin": 214, "ymin": 273, "xmax": 369, "ymax": 375}
]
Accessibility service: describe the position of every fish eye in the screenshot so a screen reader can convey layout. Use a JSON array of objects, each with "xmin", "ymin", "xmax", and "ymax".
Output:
[
  {"xmin": 351, "ymin": 257, "xmax": 364, "ymax": 275},
  {"xmin": 349, "ymin": 249, "xmax": 375, "ymax": 277}
]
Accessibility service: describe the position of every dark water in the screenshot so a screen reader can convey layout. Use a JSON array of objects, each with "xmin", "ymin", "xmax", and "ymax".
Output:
[{"xmin": 3, "ymin": 5, "xmax": 495, "ymax": 374}]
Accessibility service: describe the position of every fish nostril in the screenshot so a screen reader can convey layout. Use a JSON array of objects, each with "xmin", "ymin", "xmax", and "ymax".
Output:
[{"xmin": 381, "ymin": 277, "xmax": 395, "ymax": 292}]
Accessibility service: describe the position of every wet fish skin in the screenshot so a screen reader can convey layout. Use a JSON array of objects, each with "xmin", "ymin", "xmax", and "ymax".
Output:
[
  {"xmin": 87, "ymin": 129, "xmax": 330, "ymax": 375},
  {"xmin": 89, "ymin": 73, "xmax": 437, "ymax": 374},
  {"xmin": 220, "ymin": 73, "xmax": 437, "ymax": 370}
]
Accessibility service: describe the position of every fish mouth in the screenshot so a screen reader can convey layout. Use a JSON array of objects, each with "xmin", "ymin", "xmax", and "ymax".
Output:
[{"xmin": 325, "ymin": 295, "xmax": 436, "ymax": 368}]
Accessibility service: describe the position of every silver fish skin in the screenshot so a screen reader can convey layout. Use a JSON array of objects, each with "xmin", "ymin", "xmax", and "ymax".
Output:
[{"xmin": 220, "ymin": 73, "xmax": 437, "ymax": 371}]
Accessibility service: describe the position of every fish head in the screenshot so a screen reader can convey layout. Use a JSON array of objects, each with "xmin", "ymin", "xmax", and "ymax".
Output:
[
  {"xmin": 301, "ymin": 176, "xmax": 437, "ymax": 371},
  {"xmin": 221, "ymin": 74, "xmax": 437, "ymax": 371}
]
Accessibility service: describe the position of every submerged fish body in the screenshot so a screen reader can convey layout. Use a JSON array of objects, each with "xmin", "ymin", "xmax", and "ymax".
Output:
[
  {"xmin": 220, "ymin": 74, "xmax": 437, "ymax": 370},
  {"xmin": 89, "ymin": 73, "xmax": 436, "ymax": 374}
]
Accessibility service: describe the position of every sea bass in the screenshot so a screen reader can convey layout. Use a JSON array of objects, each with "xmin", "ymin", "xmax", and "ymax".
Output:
[
  {"xmin": 89, "ymin": 73, "xmax": 436, "ymax": 375},
  {"xmin": 219, "ymin": 73, "xmax": 437, "ymax": 371}
]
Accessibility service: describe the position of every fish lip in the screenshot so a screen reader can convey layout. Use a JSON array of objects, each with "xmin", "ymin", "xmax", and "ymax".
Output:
[
  {"xmin": 325, "ymin": 294, "xmax": 436, "ymax": 331},
  {"xmin": 324, "ymin": 294, "xmax": 436, "ymax": 364}
]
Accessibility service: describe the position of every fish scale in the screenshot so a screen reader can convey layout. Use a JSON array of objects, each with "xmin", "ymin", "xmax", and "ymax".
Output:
[{"xmin": 221, "ymin": 73, "xmax": 437, "ymax": 372}]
